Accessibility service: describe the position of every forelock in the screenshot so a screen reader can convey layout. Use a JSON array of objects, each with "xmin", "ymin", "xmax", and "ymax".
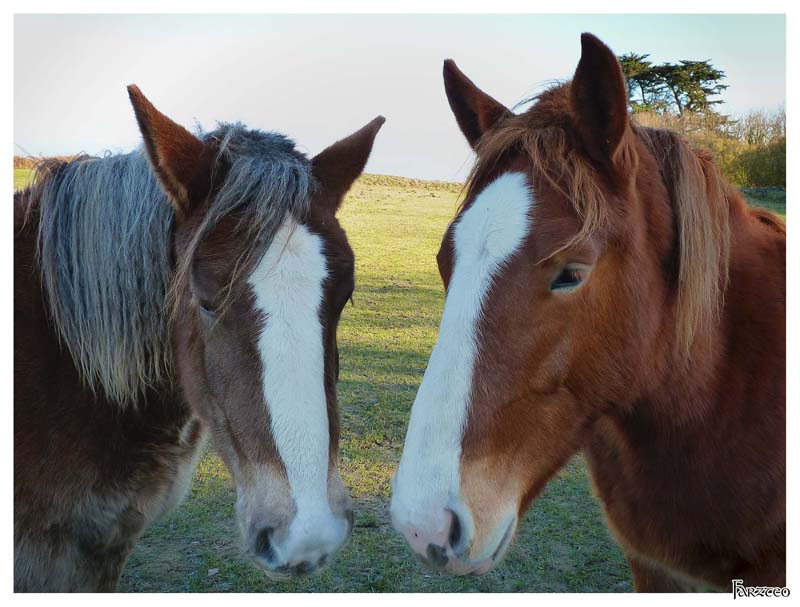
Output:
[{"xmin": 170, "ymin": 123, "xmax": 316, "ymax": 317}]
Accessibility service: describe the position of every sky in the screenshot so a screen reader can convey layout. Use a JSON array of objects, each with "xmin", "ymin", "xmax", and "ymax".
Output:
[{"xmin": 14, "ymin": 14, "xmax": 786, "ymax": 181}]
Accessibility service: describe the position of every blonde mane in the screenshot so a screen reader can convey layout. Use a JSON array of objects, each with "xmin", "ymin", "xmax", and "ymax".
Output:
[{"xmin": 635, "ymin": 125, "xmax": 731, "ymax": 353}]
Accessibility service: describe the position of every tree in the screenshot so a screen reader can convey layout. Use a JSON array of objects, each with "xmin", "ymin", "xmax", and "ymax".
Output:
[
  {"xmin": 654, "ymin": 60, "xmax": 728, "ymax": 115},
  {"xmin": 617, "ymin": 54, "xmax": 728, "ymax": 117},
  {"xmin": 618, "ymin": 52, "xmax": 655, "ymax": 111}
]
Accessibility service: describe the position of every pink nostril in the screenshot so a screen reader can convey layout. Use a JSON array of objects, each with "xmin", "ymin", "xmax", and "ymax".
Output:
[{"xmin": 398, "ymin": 509, "xmax": 454, "ymax": 557}]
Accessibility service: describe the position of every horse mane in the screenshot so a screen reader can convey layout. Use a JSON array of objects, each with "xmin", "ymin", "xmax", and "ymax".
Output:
[
  {"xmin": 27, "ymin": 124, "xmax": 313, "ymax": 405},
  {"xmin": 464, "ymin": 83, "xmax": 731, "ymax": 354},
  {"xmin": 633, "ymin": 125, "xmax": 731, "ymax": 353}
]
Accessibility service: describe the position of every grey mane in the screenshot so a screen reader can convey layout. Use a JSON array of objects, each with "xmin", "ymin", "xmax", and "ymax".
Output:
[{"xmin": 33, "ymin": 123, "xmax": 313, "ymax": 404}]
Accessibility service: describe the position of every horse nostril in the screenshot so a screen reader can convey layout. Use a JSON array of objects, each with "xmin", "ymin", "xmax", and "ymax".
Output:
[
  {"xmin": 254, "ymin": 527, "xmax": 275, "ymax": 562},
  {"xmin": 426, "ymin": 543, "xmax": 448, "ymax": 567},
  {"xmin": 448, "ymin": 510, "xmax": 462, "ymax": 549},
  {"xmin": 292, "ymin": 560, "xmax": 314, "ymax": 576}
]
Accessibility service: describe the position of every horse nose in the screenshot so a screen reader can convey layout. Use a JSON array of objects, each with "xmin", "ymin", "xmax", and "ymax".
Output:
[
  {"xmin": 250, "ymin": 510, "xmax": 349, "ymax": 577},
  {"xmin": 395, "ymin": 509, "xmax": 463, "ymax": 566},
  {"xmin": 254, "ymin": 526, "xmax": 276, "ymax": 562}
]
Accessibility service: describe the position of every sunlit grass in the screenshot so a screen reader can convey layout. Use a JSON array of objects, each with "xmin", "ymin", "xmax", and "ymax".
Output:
[
  {"xmin": 14, "ymin": 169, "xmax": 32, "ymax": 191},
  {"xmin": 740, "ymin": 187, "xmax": 787, "ymax": 218}
]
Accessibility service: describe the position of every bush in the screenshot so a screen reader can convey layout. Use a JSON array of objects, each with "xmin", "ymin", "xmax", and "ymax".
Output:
[
  {"xmin": 731, "ymin": 138, "xmax": 785, "ymax": 187},
  {"xmin": 632, "ymin": 109, "xmax": 785, "ymax": 188}
]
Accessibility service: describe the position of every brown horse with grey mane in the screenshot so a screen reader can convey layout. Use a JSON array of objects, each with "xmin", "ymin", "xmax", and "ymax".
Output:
[
  {"xmin": 15, "ymin": 86, "xmax": 384, "ymax": 591},
  {"xmin": 392, "ymin": 33, "xmax": 784, "ymax": 591}
]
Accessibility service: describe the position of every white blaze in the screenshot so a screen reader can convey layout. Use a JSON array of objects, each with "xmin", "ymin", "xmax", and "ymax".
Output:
[
  {"xmin": 391, "ymin": 172, "xmax": 534, "ymax": 534},
  {"xmin": 248, "ymin": 218, "xmax": 343, "ymax": 559}
]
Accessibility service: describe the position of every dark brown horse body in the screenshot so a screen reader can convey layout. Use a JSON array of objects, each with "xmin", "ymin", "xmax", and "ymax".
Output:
[
  {"xmin": 15, "ymin": 214, "xmax": 202, "ymax": 590},
  {"xmin": 15, "ymin": 88, "xmax": 384, "ymax": 591},
  {"xmin": 392, "ymin": 34, "xmax": 784, "ymax": 591}
]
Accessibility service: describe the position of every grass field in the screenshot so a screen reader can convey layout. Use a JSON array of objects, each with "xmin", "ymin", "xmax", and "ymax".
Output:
[
  {"xmin": 14, "ymin": 168, "xmax": 31, "ymax": 192},
  {"xmin": 13, "ymin": 169, "xmax": 786, "ymax": 592},
  {"xmin": 740, "ymin": 187, "xmax": 787, "ymax": 218}
]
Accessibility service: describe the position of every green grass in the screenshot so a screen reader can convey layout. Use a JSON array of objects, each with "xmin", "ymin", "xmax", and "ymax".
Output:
[
  {"xmin": 12, "ymin": 168, "xmax": 785, "ymax": 592},
  {"xmin": 14, "ymin": 168, "xmax": 32, "ymax": 191},
  {"xmin": 740, "ymin": 187, "xmax": 787, "ymax": 218}
]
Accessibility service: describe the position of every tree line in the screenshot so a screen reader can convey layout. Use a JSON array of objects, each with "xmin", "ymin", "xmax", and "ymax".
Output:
[{"xmin": 617, "ymin": 52, "xmax": 785, "ymax": 188}]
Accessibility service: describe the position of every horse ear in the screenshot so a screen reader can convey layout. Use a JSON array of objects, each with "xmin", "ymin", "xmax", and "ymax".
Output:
[
  {"xmin": 443, "ymin": 59, "xmax": 511, "ymax": 149},
  {"xmin": 571, "ymin": 33, "xmax": 630, "ymax": 169},
  {"xmin": 127, "ymin": 85, "xmax": 214, "ymax": 216},
  {"xmin": 311, "ymin": 116, "xmax": 386, "ymax": 211}
]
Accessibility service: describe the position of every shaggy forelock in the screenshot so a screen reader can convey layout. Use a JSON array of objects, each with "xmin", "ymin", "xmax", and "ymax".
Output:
[
  {"xmin": 172, "ymin": 124, "xmax": 314, "ymax": 315},
  {"xmin": 32, "ymin": 123, "xmax": 314, "ymax": 404}
]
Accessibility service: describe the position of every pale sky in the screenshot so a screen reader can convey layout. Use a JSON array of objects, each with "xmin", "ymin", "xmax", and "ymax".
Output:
[{"xmin": 14, "ymin": 14, "xmax": 785, "ymax": 181}]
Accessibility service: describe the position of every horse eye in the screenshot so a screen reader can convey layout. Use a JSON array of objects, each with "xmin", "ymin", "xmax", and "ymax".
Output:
[
  {"xmin": 550, "ymin": 266, "xmax": 588, "ymax": 292},
  {"xmin": 197, "ymin": 299, "xmax": 217, "ymax": 317}
]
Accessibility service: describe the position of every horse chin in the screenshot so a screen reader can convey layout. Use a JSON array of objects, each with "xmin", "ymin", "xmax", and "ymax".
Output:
[
  {"xmin": 436, "ymin": 515, "xmax": 517, "ymax": 576},
  {"xmin": 470, "ymin": 514, "xmax": 516, "ymax": 575},
  {"xmin": 251, "ymin": 561, "xmax": 294, "ymax": 582},
  {"xmin": 248, "ymin": 554, "xmax": 330, "ymax": 581}
]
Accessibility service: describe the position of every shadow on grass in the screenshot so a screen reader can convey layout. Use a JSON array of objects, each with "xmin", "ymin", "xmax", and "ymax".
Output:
[{"xmin": 120, "ymin": 455, "xmax": 631, "ymax": 593}]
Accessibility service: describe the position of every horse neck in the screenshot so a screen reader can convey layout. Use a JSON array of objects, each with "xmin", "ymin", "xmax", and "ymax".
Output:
[
  {"xmin": 14, "ymin": 187, "xmax": 183, "ymax": 412},
  {"xmin": 14, "ymin": 191, "xmax": 45, "ymax": 317},
  {"xmin": 621, "ymin": 193, "xmax": 784, "ymax": 435}
]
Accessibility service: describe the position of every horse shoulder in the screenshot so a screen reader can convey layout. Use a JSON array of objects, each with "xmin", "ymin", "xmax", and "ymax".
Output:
[{"xmin": 14, "ymin": 383, "xmax": 205, "ymax": 591}]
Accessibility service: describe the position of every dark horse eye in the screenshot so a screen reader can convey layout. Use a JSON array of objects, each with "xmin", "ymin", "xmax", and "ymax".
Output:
[
  {"xmin": 197, "ymin": 299, "xmax": 217, "ymax": 317},
  {"xmin": 550, "ymin": 266, "xmax": 588, "ymax": 292}
]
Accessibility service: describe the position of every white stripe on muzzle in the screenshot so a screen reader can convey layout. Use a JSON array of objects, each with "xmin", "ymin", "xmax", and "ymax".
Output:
[
  {"xmin": 248, "ymin": 218, "xmax": 336, "ymax": 533},
  {"xmin": 392, "ymin": 172, "xmax": 534, "ymax": 532}
]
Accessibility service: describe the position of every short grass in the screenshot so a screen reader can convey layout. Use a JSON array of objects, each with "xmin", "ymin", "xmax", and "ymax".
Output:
[
  {"xmin": 740, "ymin": 187, "xmax": 787, "ymax": 218},
  {"xmin": 13, "ymin": 169, "xmax": 785, "ymax": 592},
  {"xmin": 14, "ymin": 168, "xmax": 32, "ymax": 191}
]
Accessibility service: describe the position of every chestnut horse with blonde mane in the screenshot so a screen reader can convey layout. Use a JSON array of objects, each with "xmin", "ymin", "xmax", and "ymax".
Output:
[
  {"xmin": 15, "ymin": 86, "xmax": 384, "ymax": 591},
  {"xmin": 392, "ymin": 34, "xmax": 785, "ymax": 591}
]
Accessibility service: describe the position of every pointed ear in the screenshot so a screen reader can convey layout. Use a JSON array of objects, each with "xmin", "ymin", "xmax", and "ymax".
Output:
[
  {"xmin": 570, "ymin": 33, "xmax": 630, "ymax": 169},
  {"xmin": 311, "ymin": 116, "xmax": 385, "ymax": 211},
  {"xmin": 443, "ymin": 59, "xmax": 511, "ymax": 149},
  {"xmin": 127, "ymin": 85, "xmax": 215, "ymax": 215}
]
